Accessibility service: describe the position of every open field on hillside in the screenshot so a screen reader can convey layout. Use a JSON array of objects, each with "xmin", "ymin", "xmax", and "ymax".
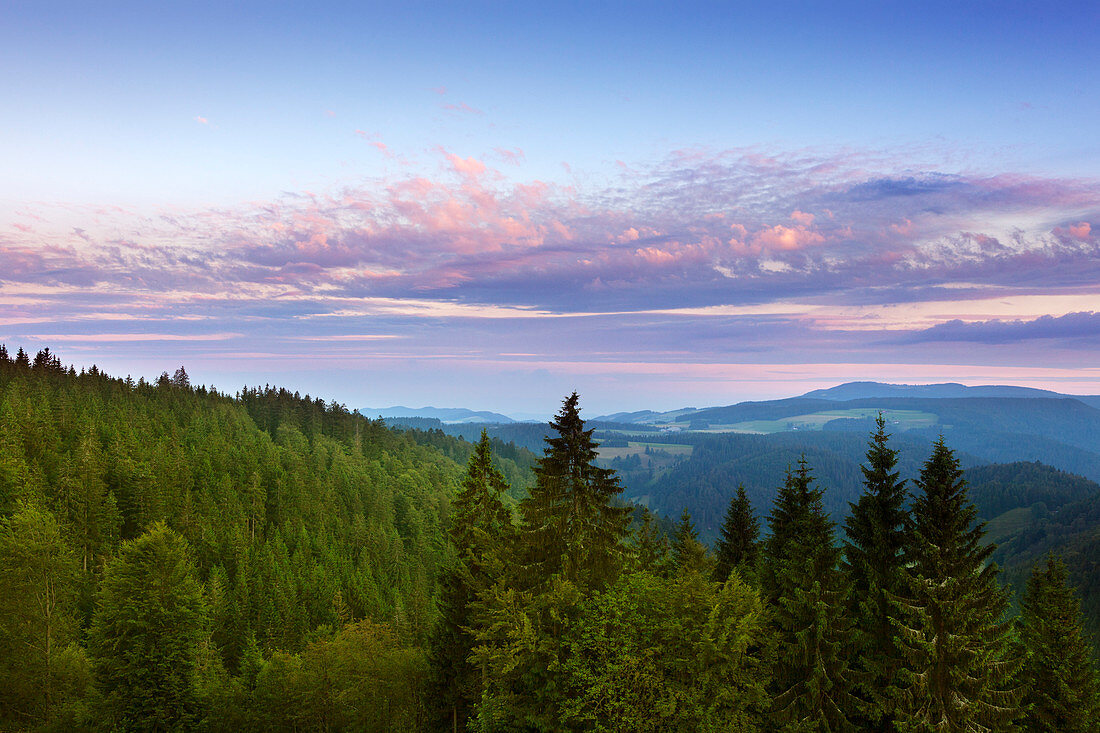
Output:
[
  {"xmin": 690, "ymin": 408, "xmax": 939, "ymax": 434},
  {"xmin": 596, "ymin": 441, "xmax": 695, "ymax": 460}
]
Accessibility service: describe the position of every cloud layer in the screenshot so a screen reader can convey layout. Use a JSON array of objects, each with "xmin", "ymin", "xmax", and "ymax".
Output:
[
  {"xmin": 7, "ymin": 148, "xmax": 1098, "ymax": 311},
  {"xmin": 3, "ymin": 147, "xmax": 1099, "ymax": 409}
]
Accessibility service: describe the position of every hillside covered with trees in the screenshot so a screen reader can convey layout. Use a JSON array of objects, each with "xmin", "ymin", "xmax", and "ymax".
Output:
[{"xmin": 0, "ymin": 346, "xmax": 1098, "ymax": 731}]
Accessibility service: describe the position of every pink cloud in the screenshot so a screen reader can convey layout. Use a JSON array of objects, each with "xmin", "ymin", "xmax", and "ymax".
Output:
[
  {"xmin": 194, "ymin": 116, "xmax": 209, "ymax": 125},
  {"xmin": 441, "ymin": 101, "xmax": 483, "ymax": 115},
  {"xmin": 444, "ymin": 152, "xmax": 487, "ymax": 179},
  {"xmin": 1068, "ymin": 222, "xmax": 1092, "ymax": 240},
  {"xmin": 5, "ymin": 146, "xmax": 1100, "ymax": 321},
  {"xmin": 751, "ymin": 224, "xmax": 825, "ymax": 251},
  {"xmin": 494, "ymin": 147, "xmax": 525, "ymax": 165},
  {"xmin": 634, "ymin": 247, "xmax": 678, "ymax": 265}
]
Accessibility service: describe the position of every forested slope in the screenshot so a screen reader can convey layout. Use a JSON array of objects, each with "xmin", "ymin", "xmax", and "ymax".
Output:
[
  {"xmin": 634, "ymin": 430, "xmax": 987, "ymax": 539},
  {"xmin": 0, "ymin": 346, "xmax": 509, "ymax": 729}
]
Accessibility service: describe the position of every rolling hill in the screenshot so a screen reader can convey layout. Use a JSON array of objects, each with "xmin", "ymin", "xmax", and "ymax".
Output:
[{"xmin": 359, "ymin": 405, "xmax": 516, "ymax": 423}]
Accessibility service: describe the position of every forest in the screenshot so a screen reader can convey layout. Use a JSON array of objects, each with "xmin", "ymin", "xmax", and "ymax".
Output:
[{"xmin": 0, "ymin": 345, "xmax": 1098, "ymax": 732}]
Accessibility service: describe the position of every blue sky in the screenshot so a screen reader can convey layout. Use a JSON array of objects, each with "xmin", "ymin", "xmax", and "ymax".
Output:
[{"xmin": 2, "ymin": 1, "xmax": 1099, "ymax": 416}]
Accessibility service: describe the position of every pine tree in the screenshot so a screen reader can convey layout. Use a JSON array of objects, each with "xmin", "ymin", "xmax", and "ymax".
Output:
[
  {"xmin": 1017, "ymin": 553, "xmax": 1100, "ymax": 733},
  {"xmin": 714, "ymin": 484, "xmax": 758, "ymax": 583},
  {"xmin": 671, "ymin": 508, "xmax": 708, "ymax": 576},
  {"xmin": 632, "ymin": 506, "xmax": 673, "ymax": 577},
  {"xmin": 88, "ymin": 522, "xmax": 206, "ymax": 730},
  {"xmin": 894, "ymin": 437, "xmax": 1018, "ymax": 732},
  {"xmin": 559, "ymin": 563, "xmax": 769, "ymax": 731},
  {"xmin": 519, "ymin": 391, "xmax": 630, "ymax": 591},
  {"xmin": 843, "ymin": 414, "xmax": 909, "ymax": 730},
  {"xmin": 60, "ymin": 426, "xmax": 121, "ymax": 573},
  {"xmin": 473, "ymin": 393, "xmax": 630, "ymax": 729},
  {"xmin": 171, "ymin": 366, "xmax": 190, "ymax": 390},
  {"xmin": 427, "ymin": 431, "xmax": 512, "ymax": 732},
  {"xmin": 762, "ymin": 459, "xmax": 859, "ymax": 730},
  {"xmin": 0, "ymin": 506, "xmax": 80, "ymax": 727}
]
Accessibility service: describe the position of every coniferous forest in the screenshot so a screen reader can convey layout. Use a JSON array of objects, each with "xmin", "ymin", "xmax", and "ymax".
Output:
[{"xmin": 1, "ymin": 346, "xmax": 1098, "ymax": 732}]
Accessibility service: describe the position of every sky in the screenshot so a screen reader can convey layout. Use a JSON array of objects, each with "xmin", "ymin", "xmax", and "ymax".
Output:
[{"xmin": 2, "ymin": 1, "xmax": 1099, "ymax": 417}]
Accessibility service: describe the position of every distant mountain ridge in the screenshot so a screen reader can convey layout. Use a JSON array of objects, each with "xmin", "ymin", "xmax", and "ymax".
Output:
[
  {"xmin": 593, "ymin": 381, "xmax": 1100, "ymax": 423},
  {"xmin": 802, "ymin": 381, "xmax": 1078, "ymax": 401},
  {"xmin": 359, "ymin": 406, "xmax": 516, "ymax": 423}
]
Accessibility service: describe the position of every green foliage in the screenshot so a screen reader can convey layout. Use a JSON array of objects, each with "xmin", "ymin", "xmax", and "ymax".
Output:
[
  {"xmin": 0, "ymin": 504, "xmax": 85, "ymax": 728},
  {"xmin": 842, "ymin": 414, "xmax": 909, "ymax": 730},
  {"xmin": 762, "ymin": 459, "xmax": 860, "ymax": 731},
  {"xmin": 560, "ymin": 568, "xmax": 768, "ymax": 732},
  {"xmin": 88, "ymin": 522, "xmax": 206, "ymax": 731},
  {"xmin": 713, "ymin": 483, "xmax": 758, "ymax": 583},
  {"xmin": 894, "ymin": 438, "xmax": 1018, "ymax": 732},
  {"xmin": 968, "ymin": 461, "xmax": 1099, "ymax": 519},
  {"xmin": 1016, "ymin": 554, "xmax": 1100, "ymax": 732},
  {"xmin": 520, "ymin": 392, "xmax": 631, "ymax": 591},
  {"xmin": 631, "ymin": 506, "xmax": 674, "ymax": 577},
  {"xmin": 250, "ymin": 619, "xmax": 428, "ymax": 732},
  {"xmin": 671, "ymin": 509, "xmax": 708, "ymax": 577},
  {"xmin": 426, "ymin": 431, "xmax": 513, "ymax": 730}
]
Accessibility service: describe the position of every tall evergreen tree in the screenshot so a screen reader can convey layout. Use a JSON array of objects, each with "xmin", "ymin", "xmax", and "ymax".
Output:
[
  {"xmin": 672, "ymin": 508, "xmax": 708, "ymax": 576},
  {"xmin": 843, "ymin": 414, "xmax": 909, "ymax": 731},
  {"xmin": 88, "ymin": 522, "xmax": 207, "ymax": 731},
  {"xmin": 427, "ymin": 431, "xmax": 512, "ymax": 732},
  {"xmin": 632, "ymin": 506, "xmax": 673, "ymax": 577},
  {"xmin": 1017, "ymin": 553, "xmax": 1100, "ymax": 733},
  {"xmin": 0, "ymin": 505, "xmax": 82, "ymax": 727},
  {"xmin": 519, "ymin": 391, "xmax": 630, "ymax": 591},
  {"xmin": 713, "ymin": 483, "xmax": 759, "ymax": 583},
  {"xmin": 762, "ymin": 459, "xmax": 859, "ymax": 731},
  {"xmin": 473, "ymin": 393, "xmax": 630, "ymax": 730},
  {"xmin": 894, "ymin": 437, "xmax": 1017, "ymax": 732}
]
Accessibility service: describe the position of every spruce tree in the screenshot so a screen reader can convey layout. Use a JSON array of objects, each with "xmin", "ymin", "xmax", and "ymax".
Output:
[
  {"xmin": 473, "ymin": 393, "xmax": 630, "ymax": 729},
  {"xmin": 714, "ymin": 483, "xmax": 758, "ymax": 583},
  {"xmin": 843, "ymin": 414, "xmax": 909, "ymax": 731},
  {"xmin": 1017, "ymin": 553, "xmax": 1100, "ymax": 733},
  {"xmin": 0, "ymin": 506, "xmax": 80, "ymax": 727},
  {"xmin": 88, "ymin": 522, "xmax": 206, "ymax": 731},
  {"xmin": 762, "ymin": 459, "xmax": 859, "ymax": 730},
  {"xmin": 427, "ymin": 431, "xmax": 512, "ymax": 732},
  {"xmin": 672, "ymin": 508, "xmax": 708, "ymax": 576},
  {"xmin": 895, "ymin": 437, "xmax": 1017, "ymax": 732},
  {"xmin": 519, "ymin": 391, "xmax": 630, "ymax": 590},
  {"xmin": 633, "ymin": 506, "xmax": 673, "ymax": 577}
]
